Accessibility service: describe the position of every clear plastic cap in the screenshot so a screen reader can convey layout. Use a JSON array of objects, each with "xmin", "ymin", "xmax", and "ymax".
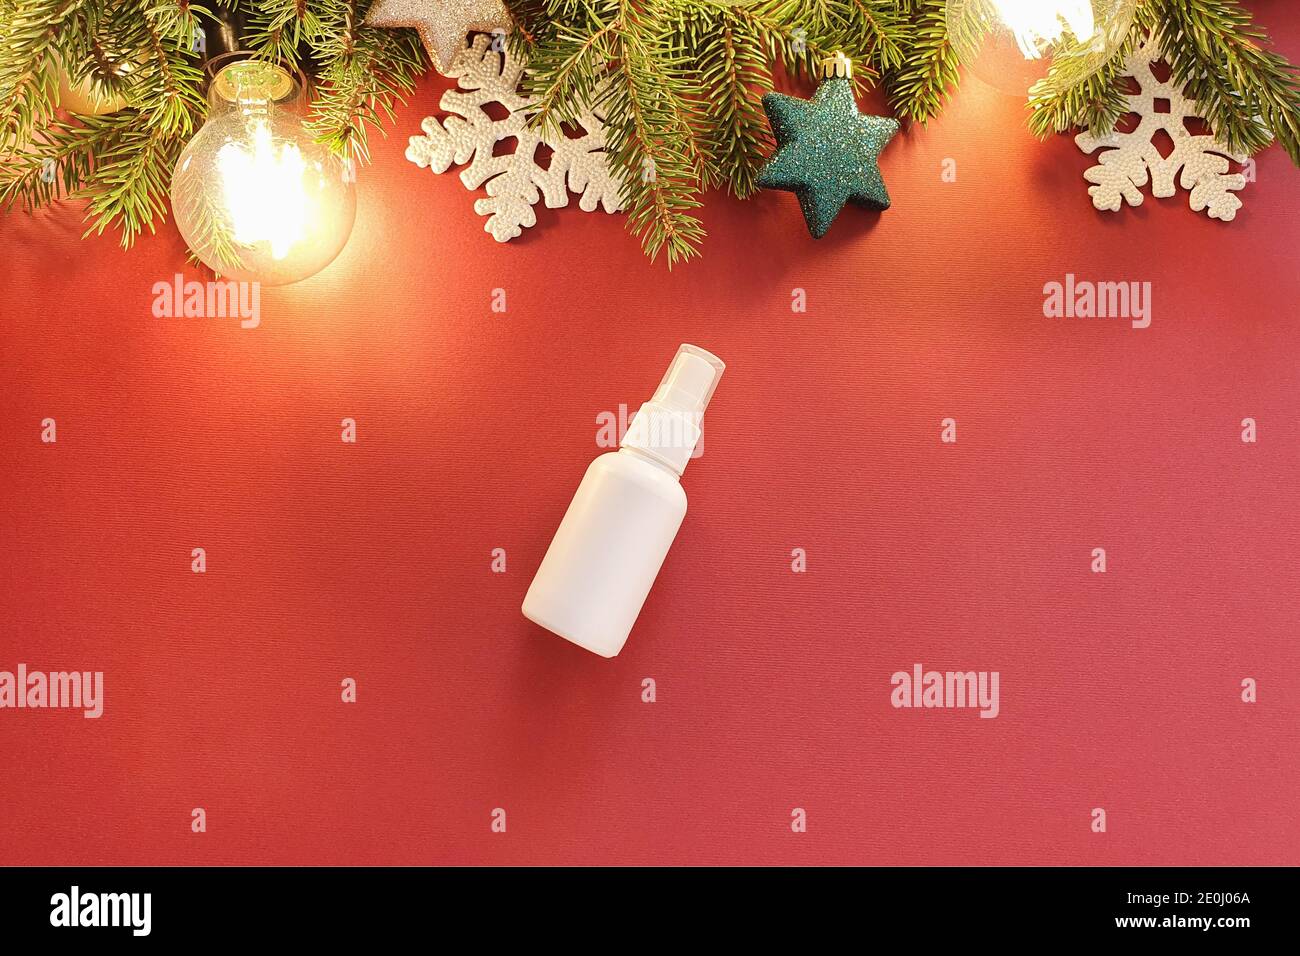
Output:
[
  {"xmin": 621, "ymin": 344, "xmax": 725, "ymax": 476},
  {"xmin": 650, "ymin": 344, "xmax": 726, "ymax": 416}
]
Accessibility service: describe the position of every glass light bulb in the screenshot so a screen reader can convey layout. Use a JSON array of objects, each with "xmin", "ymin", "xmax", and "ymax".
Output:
[
  {"xmin": 170, "ymin": 60, "xmax": 355, "ymax": 286},
  {"xmin": 992, "ymin": 0, "xmax": 1094, "ymax": 59},
  {"xmin": 946, "ymin": 0, "xmax": 1136, "ymax": 97}
]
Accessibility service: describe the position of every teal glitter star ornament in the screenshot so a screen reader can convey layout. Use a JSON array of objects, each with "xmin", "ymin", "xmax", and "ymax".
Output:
[{"xmin": 757, "ymin": 53, "xmax": 900, "ymax": 239}]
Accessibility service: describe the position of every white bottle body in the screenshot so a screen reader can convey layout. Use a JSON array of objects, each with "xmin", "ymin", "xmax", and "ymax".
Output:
[{"xmin": 522, "ymin": 448, "xmax": 688, "ymax": 658}]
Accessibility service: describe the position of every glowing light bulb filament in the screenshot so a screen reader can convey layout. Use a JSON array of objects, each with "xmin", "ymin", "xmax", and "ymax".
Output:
[
  {"xmin": 991, "ymin": 0, "xmax": 1096, "ymax": 59},
  {"xmin": 217, "ymin": 121, "xmax": 309, "ymax": 260}
]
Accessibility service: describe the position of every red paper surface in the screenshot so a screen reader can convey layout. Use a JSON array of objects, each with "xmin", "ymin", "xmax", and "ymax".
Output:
[{"xmin": 2, "ymin": 9, "xmax": 1298, "ymax": 865}]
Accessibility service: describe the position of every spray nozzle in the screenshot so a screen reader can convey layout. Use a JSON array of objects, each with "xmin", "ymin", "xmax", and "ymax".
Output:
[
  {"xmin": 651, "ymin": 344, "xmax": 726, "ymax": 416},
  {"xmin": 621, "ymin": 344, "xmax": 725, "ymax": 476}
]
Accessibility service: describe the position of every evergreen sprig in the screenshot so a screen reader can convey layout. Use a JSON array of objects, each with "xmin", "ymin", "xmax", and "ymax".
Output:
[
  {"xmin": 887, "ymin": 0, "xmax": 960, "ymax": 123},
  {"xmin": 5, "ymin": 1, "xmax": 1300, "ymax": 261},
  {"xmin": 514, "ymin": 0, "xmax": 926, "ymax": 262},
  {"xmin": 1027, "ymin": 22, "xmax": 1142, "ymax": 139},
  {"xmin": 0, "ymin": 1, "xmax": 207, "ymax": 244},
  {"xmin": 237, "ymin": 0, "xmax": 426, "ymax": 162},
  {"xmin": 1152, "ymin": 0, "xmax": 1300, "ymax": 162},
  {"xmin": 1028, "ymin": 0, "xmax": 1300, "ymax": 162}
]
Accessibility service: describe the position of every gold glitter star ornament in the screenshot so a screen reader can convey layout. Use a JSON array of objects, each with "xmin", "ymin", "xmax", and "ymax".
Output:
[{"xmin": 365, "ymin": 0, "xmax": 513, "ymax": 75}]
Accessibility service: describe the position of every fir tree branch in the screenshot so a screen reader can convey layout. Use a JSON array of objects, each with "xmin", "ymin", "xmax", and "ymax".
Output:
[
  {"xmin": 602, "ymin": 0, "xmax": 706, "ymax": 265},
  {"xmin": 720, "ymin": 0, "xmax": 874, "ymax": 88},
  {"xmin": 242, "ymin": 1, "xmax": 425, "ymax": 162},
  {"xmin": 687, "ymin": 9, "xmax": 774, "ymax": 196},
  {"xmin": 0, "ymin": 0, "xmax": 82, "ymax": 149},
  {"xmin": 887, "ymin": 0, "xmax": 960, "ymax": 123},
  {"xmin": 1026, "ymin": 20, "xmax": 1143, "ymax": 139},
  {"xmin": 7, "ymin": 0, "xmax": 1300, "ymax": 264},
  {"xmin": 524, "ymin": 15, "xmax": 622, "ymax": 136},
  {"xmin": 1025, "ymin": 0, "xmax": 1300, "ymax": 160},
  {"xmin": 0, "ymin": 2, "xmax": 207, "ymax": 246},
  {"xmin": 79, "ymin": 121, "xmax": 175, "ymax": 242},
  {"xmin": 1153, "ymin": 0, "xmax": 1300, "ymax": 160},
  {"xmin": 841, "ymin": 0, "xmax": 906, "ymax": 71},
  {"xmin": 0, "ymin": 110, "xmax": 118, "ymax": 209}
]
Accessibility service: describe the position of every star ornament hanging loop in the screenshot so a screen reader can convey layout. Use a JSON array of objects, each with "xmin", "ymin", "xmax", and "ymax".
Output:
[{"xmin": 756, "ymin": 52, "xmax": 900, "ymax": 239}]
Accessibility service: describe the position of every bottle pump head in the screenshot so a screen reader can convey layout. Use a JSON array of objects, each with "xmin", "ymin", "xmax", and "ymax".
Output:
[{"xmin": 621, "ymin": 344, "xmax": 725, "ymax": 475}]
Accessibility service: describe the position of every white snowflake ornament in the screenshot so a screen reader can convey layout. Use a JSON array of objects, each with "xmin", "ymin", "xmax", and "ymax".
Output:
[
  {"xmin": 406, "ymin": 34, "xmax": 623, "ymax": 241},
  {"xmin": 1074, "ymin": 38, "xmax": 1250, "ymax": 221}
]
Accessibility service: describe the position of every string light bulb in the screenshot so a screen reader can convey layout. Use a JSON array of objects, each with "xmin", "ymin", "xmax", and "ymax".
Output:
[
  {"xmin": 992, "ymin": 0, "xmax": 1095, "ymax": 59},
  {"xmin": 170, "ymin": 57, "xmax": 356, "ymax": 286},
  {"xmin": 945, "ymin": 0, "xmax": 1136, "ymax": 96}
]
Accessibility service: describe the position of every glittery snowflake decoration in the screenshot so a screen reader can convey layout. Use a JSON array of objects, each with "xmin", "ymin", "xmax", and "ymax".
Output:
[
  {"xmin": 1074, "ymin": 38, "xmax": 1250, "ymax": 222},
  {"xmin": 405, "ymin": 34, "xmax": 623, "ymax": 241}
]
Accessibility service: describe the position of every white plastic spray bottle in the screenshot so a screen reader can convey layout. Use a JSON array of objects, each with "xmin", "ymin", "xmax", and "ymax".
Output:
[{"xmin": 522, "ymin": 344, "xmax": 726, "ymax": 657}]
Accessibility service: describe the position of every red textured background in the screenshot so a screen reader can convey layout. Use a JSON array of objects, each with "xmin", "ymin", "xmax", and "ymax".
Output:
[{"xmin": 2, "ymin": 7, "xmax": 1298, "ymax": 866}]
